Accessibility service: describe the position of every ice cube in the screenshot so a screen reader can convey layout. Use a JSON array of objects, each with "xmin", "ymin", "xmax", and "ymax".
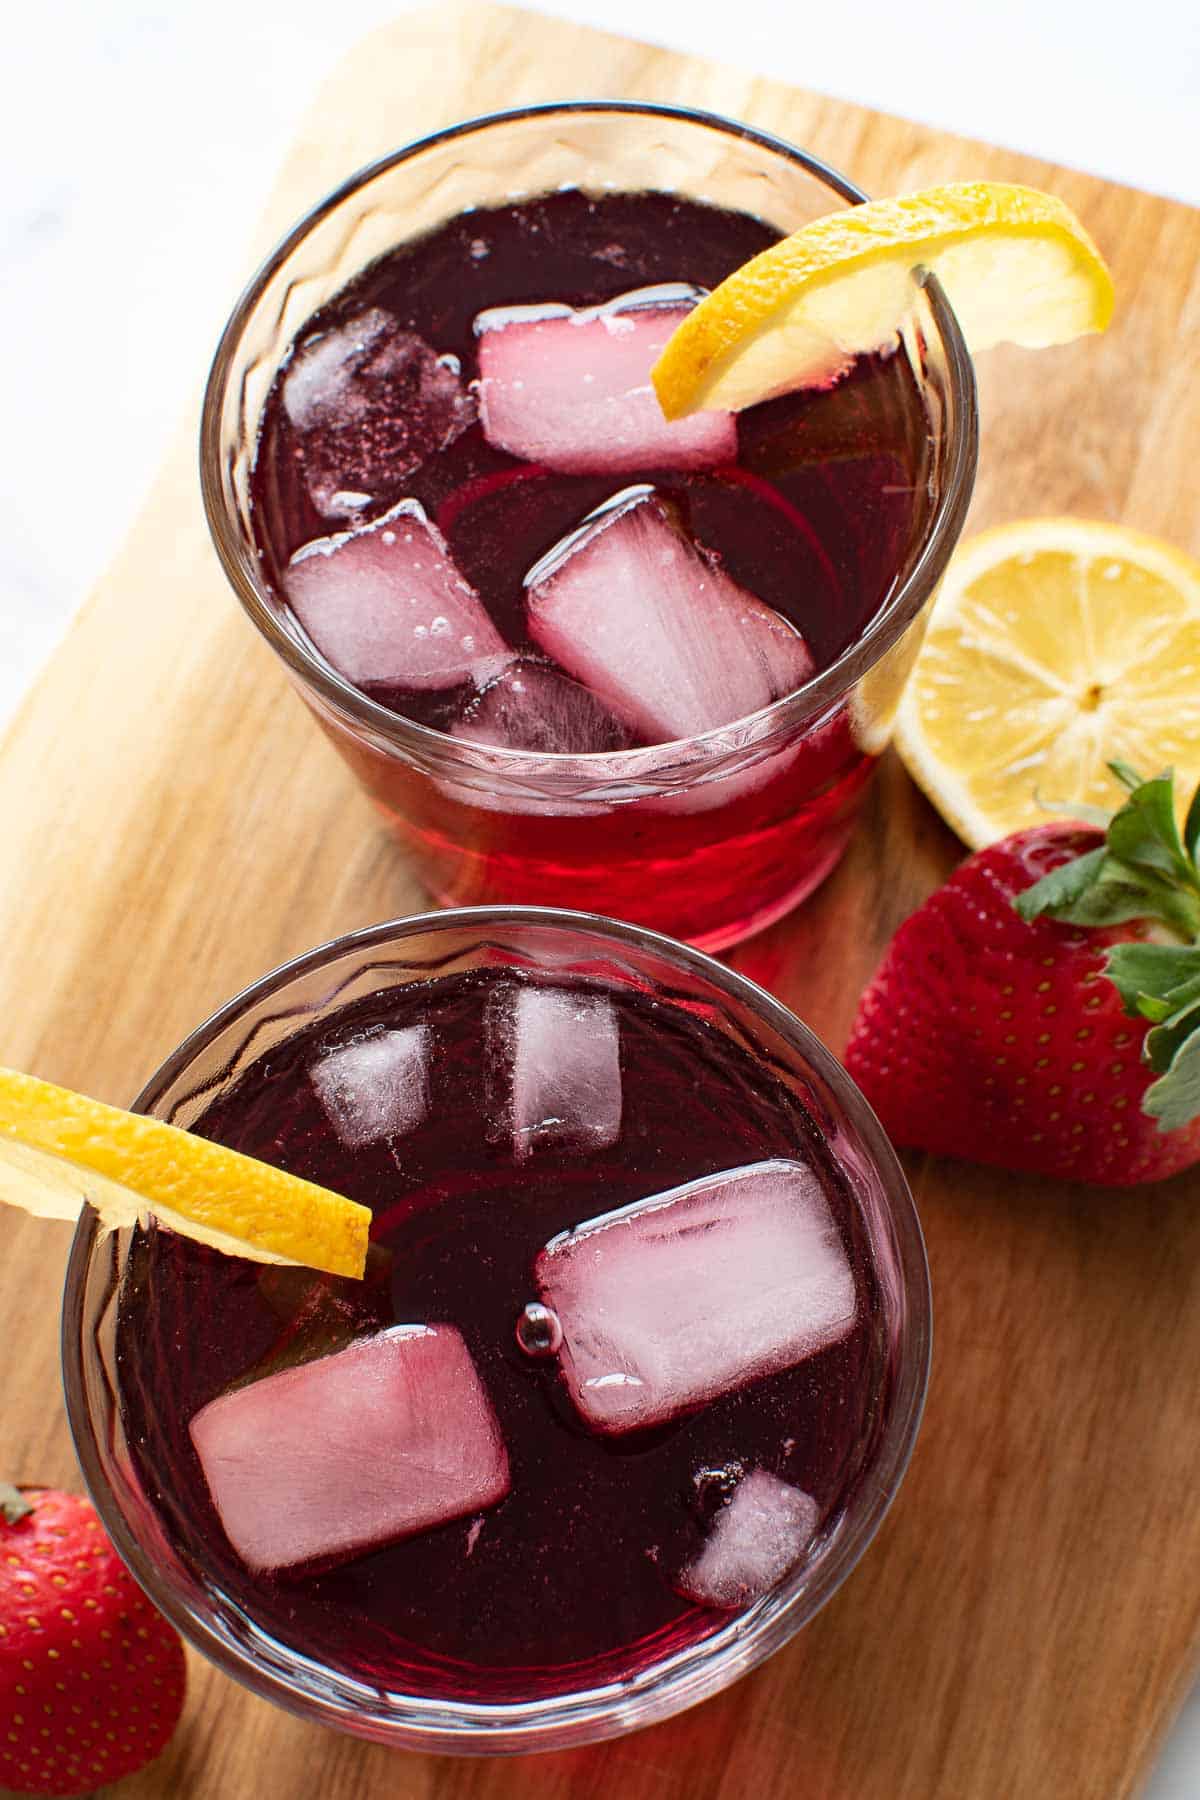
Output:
[
  {"xmin": 451, "ymin": 657, "xmax": 636, "ymax": 755},
  {"xmin": 311, "ymin": 1026, "xmax": 430, "ymax": 1147},
  {"xmin": 284, "ymin": 498, "xmax": 510, "ymax": 690},
  {"xmin": 536, "ymin": 1159, "xmax": 856, "ymax": 1433},
  {"xmin": 678, "ymin": 1470, "xmax": 819, "ymax": 1608},
  {"xmin": 526, "ymin": 489, "xmax": 814, "ymax": 742},
  {"xmin": 189, "ymin": 1324, "xmax": 509, "ymax": 1574},
  {"xmin": 475, "ymin": 286, "xmax": 736, "ymax": 475},
  {"xmin": 282, "ymin": 309, "xmax": 474, "ymax": 518},
  {"xmin": 494, "ymin": 984, "xmax": 622, "ymax": 1159}
]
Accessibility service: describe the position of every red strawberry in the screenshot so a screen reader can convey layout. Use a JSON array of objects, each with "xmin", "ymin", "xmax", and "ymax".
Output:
[
  {"xmin": 845, "ymin": 819, "xmax": 1200, "ymax": 1186},
  {"xmin": 0, "ymin": 1484, "xmax": 186, "ymax": 1795}
]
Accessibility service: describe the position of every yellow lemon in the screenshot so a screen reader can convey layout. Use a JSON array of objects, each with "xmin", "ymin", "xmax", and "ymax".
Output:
[
  {"xmin": 653, "ymin": 182, "xmax": 1112, "ymax": 416},
  {"xmin": 893, "ymin": 518, "xmax": 1200, "ymax": 848},
  {"xmin": 0, "ymin": 1066, "xmax": 369, "ymax": 1277}
]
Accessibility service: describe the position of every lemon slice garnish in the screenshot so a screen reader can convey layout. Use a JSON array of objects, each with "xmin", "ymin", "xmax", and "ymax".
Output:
[
  {"xmin": 653, "ymin": 182, "xmax": 1113, "ymax": 416},
  {"xmin": 0, "ymin": 1067, "xmax": 369, "ymax": 1277},
  {"xmin": 893, "ymin": 518, "xmax": 1200, "ymax": 848}
]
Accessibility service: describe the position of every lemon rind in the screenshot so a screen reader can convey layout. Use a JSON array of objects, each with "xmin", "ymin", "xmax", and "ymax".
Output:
[{"xmin": 0, "ymin": 1068, "xmax": 370, "ymax": 1278}]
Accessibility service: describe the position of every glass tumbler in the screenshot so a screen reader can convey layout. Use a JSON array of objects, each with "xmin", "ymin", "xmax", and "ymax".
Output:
[
  {"xmin": 201, "ymin": 102, "xmax": 976, "ymax": 951},
  {"xmin": 64, "ymin": 906, "xmax": 930, "ymax": 1754}
]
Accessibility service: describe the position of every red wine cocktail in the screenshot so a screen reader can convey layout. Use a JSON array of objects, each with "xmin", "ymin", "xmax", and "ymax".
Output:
[
  {"xmin": 202, "ymin": 105, "xmax": 976, "ymax": 949},
  {"xmin": 64, "ymin": 909, "xmax": 930, "ymax": 1751}
]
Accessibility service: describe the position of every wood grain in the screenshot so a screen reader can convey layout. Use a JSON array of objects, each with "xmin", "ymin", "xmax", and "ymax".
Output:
[{"xmin": 2, "ymin": 6, "xmax": 1198, "ymax": 1797}]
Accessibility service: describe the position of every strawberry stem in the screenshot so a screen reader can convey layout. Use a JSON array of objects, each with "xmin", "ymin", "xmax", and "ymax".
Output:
[{"xmin": 0, "ymin": 1482, "xmax": 33, "ymax": 1524}]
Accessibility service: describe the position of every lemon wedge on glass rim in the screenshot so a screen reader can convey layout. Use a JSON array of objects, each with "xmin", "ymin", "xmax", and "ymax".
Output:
[
  {"xmin": 0, "ymin": 1066, "xmax": 369, "ymax": 1277},
  {"xmin": 652, "ymin": 181, "xmax": 1113, "ymax": 417}
]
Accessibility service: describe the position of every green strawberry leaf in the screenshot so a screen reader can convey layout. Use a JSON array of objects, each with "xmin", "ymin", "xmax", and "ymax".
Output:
[
  {"xmin": 1146, "ymin": 998, "xmax": 1200, "ymax": 1073},
  {"xmin": 1143, "ymin": 1026, "xmax": 1200, "ymax": 1133},
  {"xmin": 1141, "ymin": 973, "xmax": 1200, "ymax": 1061},
  {"xmin": 1108, "ymin": 760, "xmax": 1145, "ymax": 795},
  {"xmin": 1107, "ymin": 770, "xmax": 1195, "ymax": 883},
  {"xmin": 1104, "ymin": 943, "xmax": 1200, "ymax": 1016},
  {"xmin": 1015, "ymin": 767, "xmax": 1200, "ymax": 937},
  {"xmin": 1137, "ymin": 870, "xmax": 1200, "ymax": 938},
  {"xmin": 1036, "ymin": 858, "xmax": 1200, "ymax": 937},
  {"xmin": 1014, "ymin": 847, "xmax": 1107, "ymax": 921},
  {"xmin": 1011, "ymin": 764, "xmax": 1200, "ymax": 1136},
  {"xmin": 1184, "ymin": 776, "xmax": 1200, "ymax": 868},
  {"xmin": 1138, "ymin": 969, "xmax": 1200, "ymax": 1026}
]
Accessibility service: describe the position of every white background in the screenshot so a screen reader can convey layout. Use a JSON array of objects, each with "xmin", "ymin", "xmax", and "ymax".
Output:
[{"xmin": 4, "ymin": 0, "xmax": 1199, "ymax": 1789}]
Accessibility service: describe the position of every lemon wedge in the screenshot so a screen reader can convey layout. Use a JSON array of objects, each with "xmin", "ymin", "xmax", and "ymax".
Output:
[
  {"xmin": 893, "ymin": 518, "xmax": 1200, "ymax": 848},
  {"xmin": 652, "ymin": 182, "xmax": 1113, "ymax": 417},
  {"xmin": 0, "ymin": 1066, "xmax": 369, "ymax": 1277}
]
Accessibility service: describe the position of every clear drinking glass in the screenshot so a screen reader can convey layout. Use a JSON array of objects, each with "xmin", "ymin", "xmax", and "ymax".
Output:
[
  {"xmin": 200, "ymin": 103, "xmax": 977, "ymax": 952},
  {"xmin": 63, "ymin": 906, "xmax": 930, "ymax": 1754}
]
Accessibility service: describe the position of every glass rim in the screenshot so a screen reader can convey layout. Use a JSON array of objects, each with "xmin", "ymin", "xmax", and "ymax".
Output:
[
  {"xmin": 199, "ymin": 98, "xmax": 979, "ymax": 779},
  {"xmin": 62, "ymin": 903, "xmax": 931, "ymax": 1752}
]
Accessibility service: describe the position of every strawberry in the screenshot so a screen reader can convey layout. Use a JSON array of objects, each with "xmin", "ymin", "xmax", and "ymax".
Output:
[
  {"xmin": 845, "ymin": 764, "xmax": 1200, "ymax": 1186},
  {"xmin": 0, "ymin": 1484, "xmax": 185, "ymax": 1795}
]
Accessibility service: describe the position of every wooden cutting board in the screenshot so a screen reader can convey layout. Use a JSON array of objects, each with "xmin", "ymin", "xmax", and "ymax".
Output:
[{"xmin": 2, "ymin": 6, "xmax": 1198, "ymax": 1796}]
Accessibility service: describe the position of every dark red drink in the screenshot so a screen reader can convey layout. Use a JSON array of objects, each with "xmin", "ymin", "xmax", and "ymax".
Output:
[
  {"xmin": 246, "ymin": 189, "xmax": 935, "ymax": 947},
  {"xmin": 115, "ymin": 962, "xmax": 897, "ymax": 1701}
]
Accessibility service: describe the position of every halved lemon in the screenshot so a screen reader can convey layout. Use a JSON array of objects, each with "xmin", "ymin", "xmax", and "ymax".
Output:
[
  {"xmin": 652, "ymin": 182, "xmax": 1113, "ymax": 417},
  {"xmin": 0, "ymin": 1067, "xmax": 369, "ymax": 1277},
  {"xmin": 893, "ymin": 518, "xmax": 1200, "ymax": 848}
]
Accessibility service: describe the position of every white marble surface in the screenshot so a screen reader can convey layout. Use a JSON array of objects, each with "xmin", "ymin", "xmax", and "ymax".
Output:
[{"xmin": 4, "ymin": 1, "xmax": 1199, "ymax": 1790}]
